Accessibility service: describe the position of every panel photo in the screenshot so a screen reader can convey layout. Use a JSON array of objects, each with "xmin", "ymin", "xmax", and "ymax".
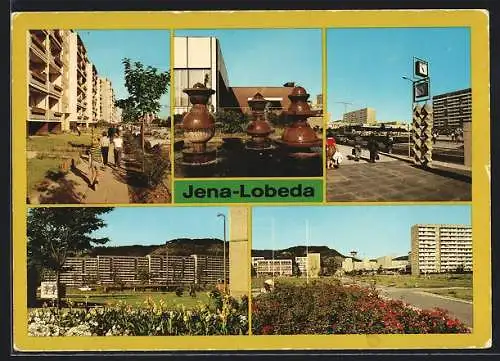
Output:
[
  {"xmin": 251, "ymin": 205, "xmax": 472, "ymax": 335},
  {"xmin": 27, "ymin": 206, "xmax": 250, "ymax": 336},
  {"xmin": 27, "ymin": 30, "xmax": 172, "ymax": 204},
  {"xmin": 325, "ymin": 28, "xmax": 472, "ymax": 202},
  {"xmin": 172, "ymin": 29, "xmax": 323, "ymax": 178}
]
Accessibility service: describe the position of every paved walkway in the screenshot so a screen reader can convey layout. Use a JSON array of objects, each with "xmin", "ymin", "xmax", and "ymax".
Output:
[
  {"xmin": 327, "ymin": 144, "xmax": 471, "ymax": 202},
  {"xmin": 31, "ymin": 143, "xmax": 131, "ymax": 204}
]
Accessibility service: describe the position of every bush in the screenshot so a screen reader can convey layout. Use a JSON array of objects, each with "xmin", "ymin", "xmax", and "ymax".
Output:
[
  {"xmin": 28, "ymin": 295, "xmax": 249, "ymax": 336},
  {"xmin": 252, "ymin": 281, "xmax": 469, "ymax": 335},
  {"xmin": 175, "ymin": 287, "xmax": 184, "ymax": 297},
  {"xmin": 215, "ymin": 110, "xmax": 249, "ymax": 134}
]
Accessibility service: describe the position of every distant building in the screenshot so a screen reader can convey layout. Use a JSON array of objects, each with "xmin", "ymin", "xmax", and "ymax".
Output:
[
  {"xmin": 342, "ymin": 107, "xmax": 376, "ymax": 125},
  {"xmin": 342, "ymin": 257, "xmax": 378, "ymax": 272},
  {"xmin": 411, "ymin": 224, "xmax": 472, "ymax": 275},
  {"xmin": 432, "ymin": 88, "xmax": 472, "ymax": 130},
  {"xmin": 255, "ymin": 259, "xmax": 292, "ymax": 277},
  {"xmin": 375, "ymin": 255, "xmax": 409, "ymax": 271},
  {"xmin": 251, "ymin": 257, "xmax": 265, "ymax": 268}
]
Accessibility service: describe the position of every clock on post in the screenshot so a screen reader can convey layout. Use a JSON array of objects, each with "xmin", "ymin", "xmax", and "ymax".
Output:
[{"xmin": 415, "ymin": 59, "xmax": 429, "ymax": 78}]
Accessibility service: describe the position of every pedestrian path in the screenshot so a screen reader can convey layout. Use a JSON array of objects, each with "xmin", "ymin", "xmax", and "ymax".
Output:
[{"xmin": 74, "ymin": 144, "xmax": 131, "ymax": 204}]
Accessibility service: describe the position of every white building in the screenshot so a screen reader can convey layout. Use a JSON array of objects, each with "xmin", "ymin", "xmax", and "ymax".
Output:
[
  {"xmin": 411, "ymin": 224, "xmax": 472, "ymax": 275},
  {"xmin": 173, "ymin": 36, "xmax": 230, "ymax": 114}
]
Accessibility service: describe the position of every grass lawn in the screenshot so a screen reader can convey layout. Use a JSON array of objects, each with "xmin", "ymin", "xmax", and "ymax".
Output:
[
  {"xmin": 27, "ymin": 131, "xmax": 95, "ymax": 193},
  {"xmin": 425, "ymin": 288, "xmax": 473, "ymax": 301},
  {"xmin": 27, "ymin": 132, "xmax": 92, "ymax": 153},
  {"xmin": 27, "ymin": 157, "xmax": 62, "ymax": 192},
  {"xmin": 354, "ymin": 274, "xmax": 472, "ymax": 289},
  {"xmin": 63, "ymin": 291, "xmax": 213, "ymax": 309}
]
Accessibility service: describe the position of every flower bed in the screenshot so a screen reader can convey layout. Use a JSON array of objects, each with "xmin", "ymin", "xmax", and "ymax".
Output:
[
  {"xmin": 252, "ymin": 281, "xmax": 469, "ymax": 335},
  {"xmin": 28, "ymin": 293, "xmax": 248, "ymax": 336}
]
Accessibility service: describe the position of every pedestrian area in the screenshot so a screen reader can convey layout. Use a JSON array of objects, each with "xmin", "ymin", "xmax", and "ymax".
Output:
[{"xmin": 327, "ymin": 145, "xmax": 471, "ymax": 202}]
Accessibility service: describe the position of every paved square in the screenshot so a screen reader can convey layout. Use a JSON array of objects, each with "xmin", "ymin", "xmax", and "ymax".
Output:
[{"xmin": 327, "ymin": 147, "xmax": 471, "ymax": 202}]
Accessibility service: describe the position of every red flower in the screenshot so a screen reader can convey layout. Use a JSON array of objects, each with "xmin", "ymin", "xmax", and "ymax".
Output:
[{"xmin": 262, "ymin": 325, "xmax": 274, "ymax": 335}]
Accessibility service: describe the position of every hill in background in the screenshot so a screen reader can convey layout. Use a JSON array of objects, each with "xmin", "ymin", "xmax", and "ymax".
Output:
[{"xmin": 89, "ymin": 238, "xmax": 226, "ymax": 258}]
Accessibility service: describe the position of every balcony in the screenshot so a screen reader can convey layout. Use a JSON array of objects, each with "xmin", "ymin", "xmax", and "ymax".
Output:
[
  {"xmin": 49, "ymin": 83, "xmax": 63, "ymax": 96},
  {"xmin": 48, "ymin": 58, "xmax": 62, "ymax": 74},
  {"xmin": 30, "ymin": 42, "xmax": 48, "ymax": 63},
  {"xmin": 49, "ymin": 110, "xmax": 63, "ymax": 120},
  {"xmin": 30, "ymin": 107, "xmax": 46, "ymax": 120},
  {"xmin": 29, "ymin": 71, "xmax": 47, "ymax": 90},
  {"xmin": 49, "ymin": 34, "xmax": 62, "ymax": 50},
  {"xmin": 30, "ymin": 33, "xmax": 46, "ymax": 54}
]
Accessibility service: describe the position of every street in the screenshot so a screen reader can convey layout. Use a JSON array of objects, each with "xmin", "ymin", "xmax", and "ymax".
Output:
[
  {"xmin": 327, "ymin": 144, "xmax": 471, "ymax": 202},
  {"xmin": 377, "ymin": 286, "xmax": 473, "ymax": 327}
]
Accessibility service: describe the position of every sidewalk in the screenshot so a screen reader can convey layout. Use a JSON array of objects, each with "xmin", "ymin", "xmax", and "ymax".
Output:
[
  {"xmin": 70, "ymin": 144, "xmax": 130, "ymax": 204},
  {"xmin": 327, "ymin": 144, "xmax": 471, "ymax": 202}
]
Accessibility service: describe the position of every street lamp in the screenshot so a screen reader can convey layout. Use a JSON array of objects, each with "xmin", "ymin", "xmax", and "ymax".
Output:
[
  {"xmin": 217, "ymin": 213, "xmax": 227, "ymax": 293},
  {"xmin": 402, "ymin": 76, "xmax": 415, "ymax": 159}
]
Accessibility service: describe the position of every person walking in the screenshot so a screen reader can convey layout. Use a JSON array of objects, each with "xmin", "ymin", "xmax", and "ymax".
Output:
[
  {"xmin": 99, "ymin": 131, "xmax": 110, "ymax": 166},
  {"xmin": 386, "ymin": 134, "xmax": 394, "ymax": 154},
  {"xmin": 353, "ymin": 134, "xmax": 362, "ymax": 161},
  {"xmin": 367, "ymin": 134, "xmax": 379, "ymax": 163},
  {"xmin": 112, "ymin": 131, "xmax": 124, "ymax": 167}
]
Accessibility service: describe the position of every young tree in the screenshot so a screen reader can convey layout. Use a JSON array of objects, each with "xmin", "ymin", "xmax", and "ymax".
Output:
[
  {"xmin": 27, "ymin": 207, "xmax": 113, "ymax": 307},
  {"xmin": 115, "ymin": 58, "xmax": 171, "ymax": 123}
]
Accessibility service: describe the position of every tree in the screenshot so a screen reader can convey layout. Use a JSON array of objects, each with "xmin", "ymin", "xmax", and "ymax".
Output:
[
  {"xmin": 27, "ymin": 208, "xmax": 113, "ymax": 307},
  {"xmin": 115, "ymin": 58, "xmax": 171, "ymax": 123}
]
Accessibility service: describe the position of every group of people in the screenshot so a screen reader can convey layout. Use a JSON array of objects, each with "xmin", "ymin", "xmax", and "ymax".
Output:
[
  {"xmin": 87, "ymin": 126, "xmax": 124, "ymax": 190},
  {"xmin": 326, "ymin": 134, "xmax": 382, "ymax": 167}
]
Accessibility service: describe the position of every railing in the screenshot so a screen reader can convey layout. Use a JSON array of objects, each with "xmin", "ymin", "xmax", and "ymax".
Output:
[
  {"xmin": 48, "ymin": 83, "xmax": 62, "ymax": 96},
  {"xmin": 30, "ymin": 33, "xmax": 46, "ymax": 54},
  {"xmin": 49, "ymin": 110, "xmax": 63, "ymax": 120},
  {"xmin": 30, "ymin": 107, "xmax": 46, "ymax": 120}
]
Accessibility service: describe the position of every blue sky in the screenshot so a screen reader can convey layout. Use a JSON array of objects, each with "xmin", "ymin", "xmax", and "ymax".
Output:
[
  {"xmin": 91, "ymin": 207, "xmax": 228, "ymax": 247},
  {"xmin": 327, "ymin": 27, "xmax": 470, "ymax": 122},
  {"xmin": 175, "ymin": 29, "xmax": 322, "ymax": 98},
  {"xmin": 252, "ymin": 205, "xmax": 471, "ymax": 259},
  {"xmin": 78, "ymin": 30, "xmax": 171, "ymax": 117}
]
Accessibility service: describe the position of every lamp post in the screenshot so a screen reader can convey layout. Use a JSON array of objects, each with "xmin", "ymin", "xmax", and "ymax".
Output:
[
  {"xmin": 402, "ymin": 76, "xmax": 415, "ymax": 159},
  {"xmin": 217, "ymin": 213, "xmax": 227, "ymax": 293}
]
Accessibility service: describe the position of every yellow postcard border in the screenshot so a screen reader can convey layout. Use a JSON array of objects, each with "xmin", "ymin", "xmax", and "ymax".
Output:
[{"xmin": 12, "ymin": 10, "xmax": 490, "ymax": 351}]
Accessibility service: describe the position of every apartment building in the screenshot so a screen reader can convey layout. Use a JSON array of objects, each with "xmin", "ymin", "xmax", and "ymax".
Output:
[
  {"xmin": 411, "ymin": 224, "xmax": 472, "ymax": 275},
  {"xmin": 255, "ymin": 259, "xmax": 292, "ymax": 277},
  {"xmin": 28, "ymin": 30, "xmax": 66, "ymax": 135},
  {"xmin": 342, "ymin": 107, "xmax": 377, "ymax": 125},
  {"xmin": 28, "ymin": 29, "xmax": 117, "ymax": 135},
  {"xmin": 100, "ymin": 77, "xmax": 115, "ymax": 124},
  {"xmin": 432, "ymin": 88, "xmax": 472, "ymax": 130}
]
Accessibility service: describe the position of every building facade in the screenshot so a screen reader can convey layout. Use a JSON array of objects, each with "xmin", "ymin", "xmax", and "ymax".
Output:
[
  {"xmin": 342, "ymin": 107, "xmax": 376, "ymax": 125},
  {"xmin": 255, "ymin": 259, "xmax": 292, "ymax": 277},
  {"xmin": 411, "ymin": 224, "xmax": 472, "ymax": 275},
  {"xmin": 432, "ymin": 88, "xmax": 472, "ymax": 130},
  {"xmin": 28, "ymin": 29, "xmax": 116, "ymax": 135},
  {"xmin": 174, "ymin": 36, "xmax": 230, "ymax": 114}
]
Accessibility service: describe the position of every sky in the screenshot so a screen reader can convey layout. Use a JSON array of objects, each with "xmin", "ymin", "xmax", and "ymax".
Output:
[
  {"xmin": 78, "ymin": 30, "xmax": 171, "ymax": 117},
  {"xmin": 91, "ymin": 207, "xmax": 228, "ymax": 247},
  {"xmin": 175, "ymin": 29, "xmax": 322, "ymax": 98},
  {"xmin": 252, "ymin": 205, "xmax": 471, "ymax": 259},
  {"xmin": 327, "ymin": 27, "xmax": 471, "ymax": 122}
]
